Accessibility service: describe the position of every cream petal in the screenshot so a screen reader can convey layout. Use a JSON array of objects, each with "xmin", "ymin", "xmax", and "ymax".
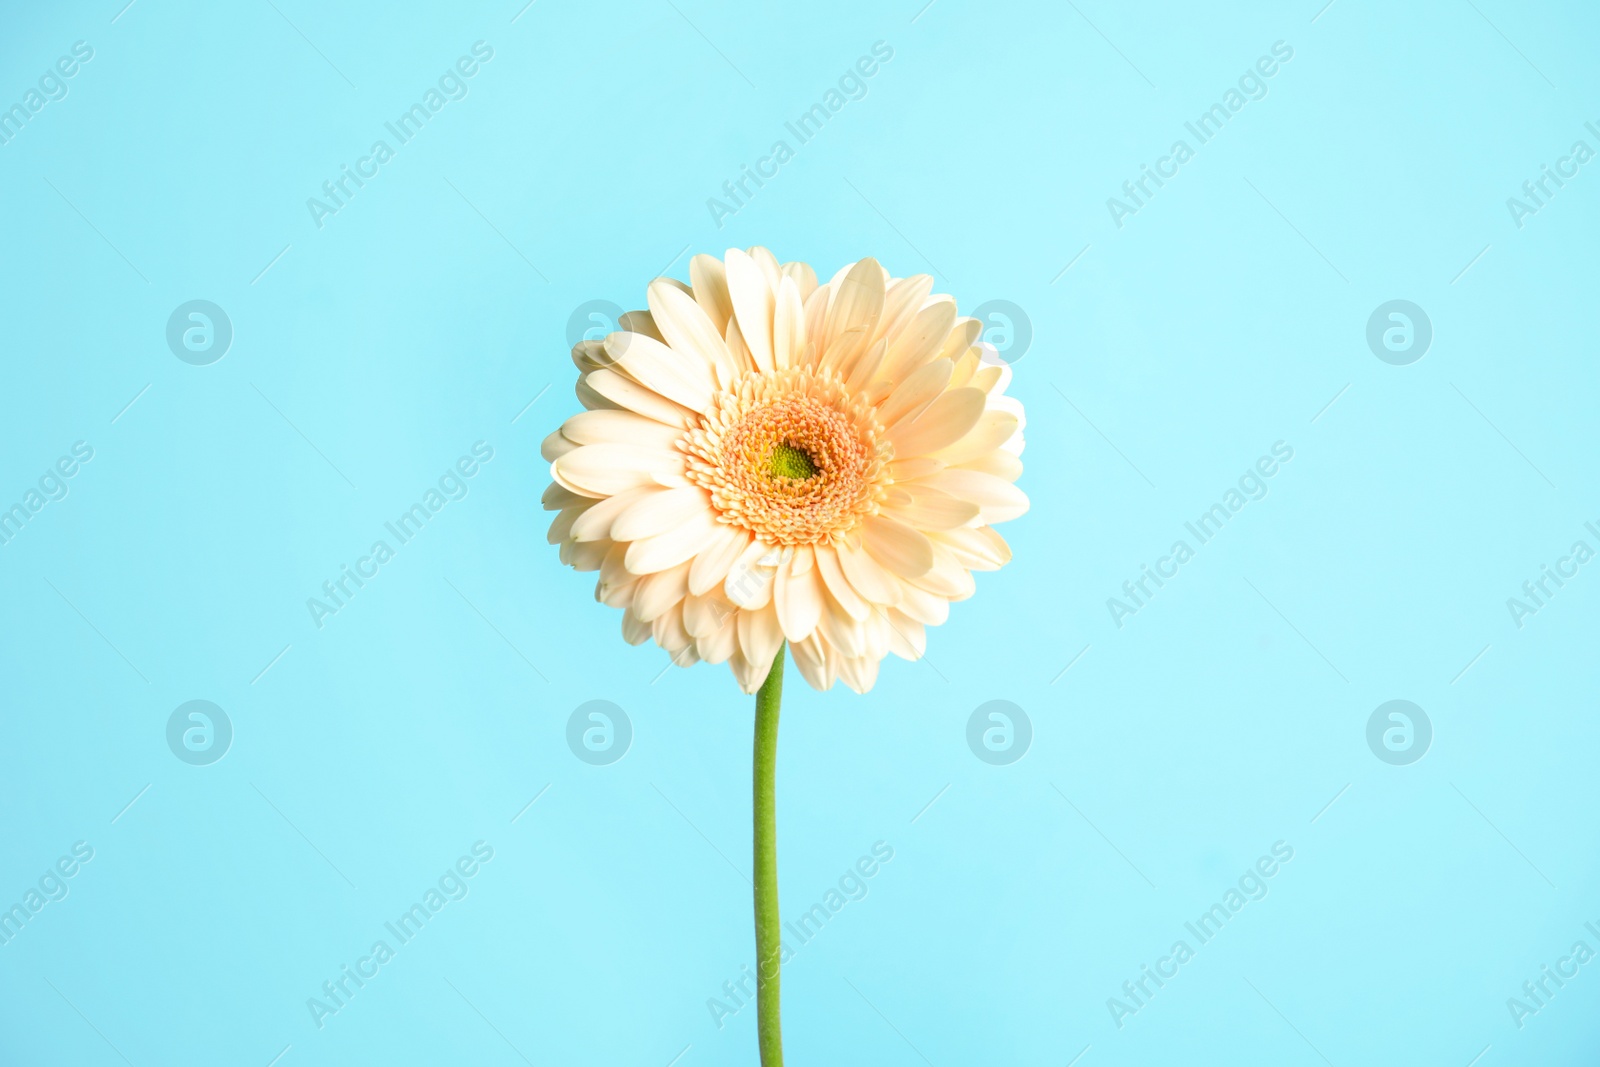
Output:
[
  {"xmin": 689, "ymin": 254, "xmax": 734, "ymax": 333},
  {"xmin": 623, "ymin": 510, "xmax": 720, "ymax": 574},
  {"xmin": 990, "ymin": 391, "xmax": 1026, "ymax": 420},
  {"xmin": 796, "ymin": 633, "xmax": 844, "ymax": 694},
  {"xmin": 907, "ymin": 543, "xmax": 976, "ymax": 599},
  {"xmin": 880, "ymin": 298, "xmax": 956, "ymax": 382},
  {"xmin": 787, "ymin": 633, "xmax": 833, "ymax": 690},
  {"xmin": 724, "ymin": 247, "xmax": 776, "ymax": 372},
  {"xmin": 729, "ymin": 649, "xmax": 768, "ymax": 693},
  {"xmin": 820, "ymin": 325, "xmax": 873, "ymax": 382},
  {"xmin": 559, "ymin": 408, "xmax": 684, "ymax": 448},
  {"xmin": 931, "ymin": 410, "xmax": 1020, "ymax": 465},
  {"xmin": 948, "ymin": 347, "xmax": 982, "ymax": 389},
  {"xmin": 888, "ymin": 387, "xmax": 987, "ymax": 459},
  {"xmin": 956, "ymin": 449, "xmax": 1024, "ymax": 482},
  {"xmin": 879, "ymin": 359, "xmax": 953, "ymax": 429},
  {"xmin": 541, "ymin": 428, "xmax": 580, "ymax": 462},
  {"xmin": 969, "ymin": 363, "xmax": 1006, "ymax": 395},
  {"xmin": 793, "ymin": 340, "xmax": 818, "ymax": 375},
  {"xmin": 862, "ymin": 515, "xmax": 934, "ymax": 578},
  {"xmin": 862, "ymin": 605, "xmax": 893, "ymax": 660},
  {"xmin": 837, "ymin": 654, "xmax": 879, "ymax": 694},
  {"xmin": 724, "ymin": 539, "xmax": 781, "ymax": 608},
  {"xmin": 887, "ymin": 457, "xmax": 945, "ymax": 482},
  {"xmin": 895, "ymin": 581, "xmax": 949, "ymax": 626},
  {"xmin": 574, "ymin": 375, "xmax": 620, "ymax": 413},
  {"xmin": 809, "ymin": 634, "xmax": 840, "ymax": 690},
  {"xmin": 878, "ymin": 274, "xmax": 934, "ymax": 346},
  {"xmin": 688, "ymin": 523, "xmax": 752, "ymax": 595},
  {"xmin": 813, "ymin": 544, "xmax": 870, "ymax": 620},
  {"xmin": 773, "ymin": 274, "xmax": 806, "ymax": 372},
  {"xmin": 563, "ymin": 538, "xmax": 609, "ymax": 572},
  {"xmin": 825, "ymin": 321, "xmax": 876, "ymax": 383},
  {"xmin": 662, "ymin": 643, "xmax": 700, "ymax": 668},
  {"xmin": 940, "ymin": 317, "xmax": 982, "ymax": 360},
  {"xmin": 603, "ymin": 332, "xmax": 713, "ymax": 412},
  {"xmin": 572, "ymin": 339, "xmax": 611, "ymax": 373},
  {"xmin": 818, "ymin": 605, "xmax": 866, "ymax": 658},
  {"xmin": 584, "ymin": 368, "xmax": 695, "ymax": 427},
  {"xmin": 835, "ymin": 536, "xmax": 903, "ymax": 605},
  {"xmin": 781, "ymin": 260, "xmax": 818, "ymax": 303},
  {"xmin": 724, "ymin": 310, "xmax": 756, "ymax": 373},
  {"xmin": 598, "ymin": 541, "xmax": 630, "ymax": 587},
  {"xmin": 884, "ymin": 608, "xmax": 925, "ymax": 660},
  {"xmin": 748, "ymin": 246, "xmax": 784, "ymax": 289},
  {"xmin": 547, "ymin": 505, "xmax": 581, "ymax": 545},
  {"xmin": 554, "ymin": 444, "xmax": 684, "ymax": 497},
  {"xmin": 977, "ymin": 525, "xmax": 1014, "ymax": 562},
  {"xmin": 649, "ymin": 279, "xmax": 740, "ymax": 388},
  {"xmin": 774, "ymin": 551, "xmax": 824, "ymax": 643},
  {"xmin": 598, "ymin": 578, "xmax": 638, "ymax": 613},
  {"xmin": 652, "ymin": 602, "xmax": 693, "ymax": 653},
  {"xmin": 987, "ymin": 359, "xmax": 1015, "ymax": 394},
  {"xmin": 820, "ymin": 258, "xmax": 885, "ymax": 373},
  {"xmin": 598, "ymin": 571, "xmax": 639, "ymax": 608},
  {"xmin": 881, "ymin": 484, "xmax": 981, "ymax": 530},
  {"xmin": 737, "ymin": 601, "xmax": 784, "ymax": 674},
  {"xmin": 683, "ymin": 591, "xmax": 734, "ymax": 638},
  {"xmin": 929, "ymin": 526, "xmax": 1012, "ymax": 571},
  {"xmin": 542, "ymin": 482, "xmax": 586, "ymax": 511},
  {"xmin": 802, "ymin": 281, "xmax": 831, "ymax": 360},
  {"xmin": 656, "ymin": 469, "xmax": 692, "ymax": 489},
  {"xmin": 844, "ymin": 338, "xmax": 889, "ymax": 395},
  {"xmin": 611, "ymin": 486, "xmax": 713, "ymax": 542},
  {"xmin": 618, "ymin": 310, "xmax": 663, "ymax": 342},
  {"xmin": 696, "ymin": 614, "xmax": 739, "ymax": 663},
  {"xmin": 621, "ymin": 610, "xmax": 651, "ymax": 645},
  {"xmin": 681, "ymin": 593, "xmax": 716, "ymax": 638},
  {"xmin": 922, "ymin": 469, "xmax": 1029, "ymax": 524},
  {"xmin": 569, "ymin": 487, "xmax": 653, "ymax": 542},
  {"xmin": 632, "ymin": 559, "xmax": 692, "ymax": 620}
]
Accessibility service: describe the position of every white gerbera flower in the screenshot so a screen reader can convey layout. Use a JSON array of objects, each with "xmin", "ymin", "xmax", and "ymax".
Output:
[{"xmin": 543, "ymin": 246, "xmax": 1027, "ymax": 694}]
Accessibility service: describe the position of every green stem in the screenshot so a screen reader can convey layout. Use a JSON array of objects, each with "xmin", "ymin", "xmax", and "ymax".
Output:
[{"xmin": 753, "ymin": 643, "xmax": 786, "ymax": 1067}]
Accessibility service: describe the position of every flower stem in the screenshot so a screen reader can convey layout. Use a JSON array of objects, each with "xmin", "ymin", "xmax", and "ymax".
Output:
[{"xmin": 753, "ymin": 643, "xmax": 786, "ymax": 1066}]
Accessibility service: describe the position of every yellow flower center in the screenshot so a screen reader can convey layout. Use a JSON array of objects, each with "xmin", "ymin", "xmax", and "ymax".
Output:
[
  {"xmin": 681, "ymin": 369, "xmax": 891, "ymax": 546},
  {"xmin": 766, "ymin": 442, "xmax": 818, "ymax": 480}
]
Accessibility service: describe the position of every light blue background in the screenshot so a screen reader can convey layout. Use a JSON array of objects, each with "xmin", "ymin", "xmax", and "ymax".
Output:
[{"xmin": 2, "ymin": 0, "xmax": 1597, "ymax": 1064}]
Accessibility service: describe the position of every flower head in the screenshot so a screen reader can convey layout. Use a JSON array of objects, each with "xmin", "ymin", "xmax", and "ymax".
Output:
[{"xmin": 544, "ymin": 247, "xmax": 1026, "ymax": 693}]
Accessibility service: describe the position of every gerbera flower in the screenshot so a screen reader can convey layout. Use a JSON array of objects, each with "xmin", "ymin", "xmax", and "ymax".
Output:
[{"xmin": 542, "ymin": 246, "xmax": 1027, "ymax": 694}]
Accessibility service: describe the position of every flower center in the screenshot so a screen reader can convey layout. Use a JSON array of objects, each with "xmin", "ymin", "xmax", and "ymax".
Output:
[
  {"xmin": 766, "ymin": 442, "xmax": 818, "ymax": 481},
  {"xmin": 680, "ymin": 369, "xmax": 891, "ymax": 546}
]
